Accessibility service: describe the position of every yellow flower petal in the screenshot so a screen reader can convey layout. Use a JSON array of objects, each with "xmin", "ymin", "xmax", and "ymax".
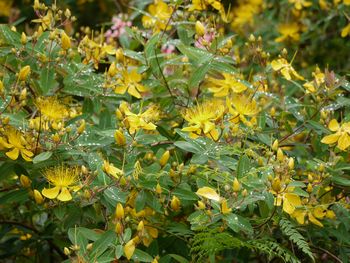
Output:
[
  {"xmin": 42, "ymin": 186, "xmax": 60, "ymax": 199},
  {"xmin": 283, "ymin": 193, "xmax": 301, "ymax": 215},
  {"xmin": 321, "ymin": 133, "xmax": 340, "ymax": 145},
  {"xmin": 196, "ymin": 187, "xmax": 221, "ymax": 202},
  {"xmin": 128, "ymin": 85, "xmax": 142, "ymax": 99},
  {"xmin": 308, "ymin": 213, "xmax": 323, "ymax": 227},
  {"xmin": 313, "ymin": 206, "xmax": 326, "ymax": 219},
  {"xmin": 328, "ymin": 119, "xmax": 339, "ymax": 132},
  {"xmin": 124, "ymin": 240, "xmax": 135, "ymax": 260},
  {"xmin": 57, "ymin": 187, "xmax": 72, "ymax": 201},
  {"xmin": 337, "ymin": 133, "xmax": 350, "ymax": 151},
  {"xmin": 292, "ymin": 209, "xmax": 306, "ymax": 225},
  {"xmin": 6, "ymin": 148, "xmax": 20, "ymax": 160}
]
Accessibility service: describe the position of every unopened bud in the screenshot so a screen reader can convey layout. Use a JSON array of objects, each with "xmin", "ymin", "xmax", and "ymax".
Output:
[
  {"xmin": 195, "ymin": 21, "xmax": 205, "ymax": 36},
  {"xmin": 170, "ymin": 195, "xmax": 180, "ymax": 211},
  {"xmin": 272, "ymin": 177, "xmax": 282, "ymax": 192},
  {"xmin": 272, "ymin": 139, "xmax": 279, "ymax": 151},
  {"xmin": 155, "ymin": 183, "xmax": 162, "ymax": 194},
  {"xmin": 276, "ymin": 148, "xmax": 284, "ymax": 161},
  {"xmin": 114, "ymin": 129, "xmax": 126, "ymax": 146},
  {"xmin": 288, "ymin": 157, "xmax": 294, "ymax": 170},
  {"xmin": 108, "ymin": 62, "xmax": 117, "ymax": 77},
  {"xmin": 33, "ymin": 189, "xmax": 44, "ymax": 204},
  {"xmin": 18, "ymin": 65, "xmax": 31, "ymax": 81},
  {"xmin": 20, "ymin": 175, "xmax": 31, "ymax": 188},
  {"xmin": 77, "ymin": 120, "xmax": 85, "ymax": 134},
  {"xmin": 232, "ymin": 178, "xmax": 241, "ymax": 192},
  {"xmin": 21, "ymin": 32, "xmax": 27, "ymax": 45},
  {"xmin": 137, "ymin": 220, "xmax": 144, "ymax": 232},
  {"xmin": 116, "ymin": 203, "xmax": 125, "ymax": 220},
  {"xmin": 159, "ymin": 150, "xmax": 170, "ymax": 167},
  {"xmin": 61, "ymin": 31, "xmax": 71, "ymax": 50}
]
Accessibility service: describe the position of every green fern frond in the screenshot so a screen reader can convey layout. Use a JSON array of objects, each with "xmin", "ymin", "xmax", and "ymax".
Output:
[{"xmin": 280, "ymin": 217, "xmax": 315, "ymax": 262}]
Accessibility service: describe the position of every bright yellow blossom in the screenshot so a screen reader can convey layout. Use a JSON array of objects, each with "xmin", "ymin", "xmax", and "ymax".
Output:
[
  {"xmin": 182, "ymin": 100, "xmax": 225, "ymax": 140},
  {"xmin": 115, "ymin": 69, "xmax": 148, "ymax": 99},
  {"xmin": 288, "ymin": 0, "xmax": 312, "ymax": 10},
  {"xmin": 142, "ymin": 0, "xmax": 173, "ymax": 32},
  {"xmin": 321, "ymin": 119, "xmax": 350, "ymax": 151},
  {"xmin": 207, "ymin": 73, "xmax": 247, "ymax": 97},
  {"xmin": 42, "ymin": 166, "xmax": 80, "ymax": 202},
  {"xmin": 231, "ymin": 1, "xmax": 263, "ymax": 31},
  {"xmin": 123, "ymin": 104, "xmax": 159, "ymax": 134},
  {"xmin": 271, "ymin": 58, "xmax": 304, "ymax": 81},
  {"xmin": 103, "ymin": 160, "xmax": 124, "ymax": 179},
  {"xmin": 275, "ymin": 23, "xmax": 301, "ymax": 43},
  {"xmin": 0, "ymin": 127, "xmax": 34, "ymax": 161},
  {"xmin": 227, "ymin": 95, "xmax": 259, "ymax": 126},
  {"xmin": 341, "ymin": 23, "xmax": 350, "ymax": 38},
  {"xmin": 303, "ymin": 66, "xmax": 325, "ymax": 93}
]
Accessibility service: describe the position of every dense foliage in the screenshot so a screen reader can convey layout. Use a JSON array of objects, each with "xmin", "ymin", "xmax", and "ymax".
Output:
[{"xmin": 0, "ymin": 0, "xmax": 350, "ymax": 262}]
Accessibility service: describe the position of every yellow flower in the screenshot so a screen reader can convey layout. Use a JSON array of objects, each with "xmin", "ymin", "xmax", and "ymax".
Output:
[
  {"xmin": 182, "ymin": 100, "xmax": 225, "ymax": 140},
  {"xmin": 321, "ymin": 119, "xmax": 350, "ymax": 151},
  {"xmin": 103, "ymin": 160, "xmax": 124, "ymax": 179},
  {"xmin": 230, "ymin": 1, "xmax": 263, "ymax": 31},
  {"xmin": 115, "ymin": 69, "xmax": 148, "ymax": 99},
  {"xmin": 42, "ymin": 166, "xmax": 80, "ymax": 202},
  {"xmin": 227, "ymin": 95, "xmax": 259, "ymax": 126},
  {"xmin": 0, "ymin": 0, "xmax": 13, "ymax": 17},
  {"xmin": 341, "ymin": 23, "xmax": 350, "ymax": 38},
  {"xmin": 189, "ymin": 0, "xmax": 224, "ymax": 12},
  {"xmin": 207, "ymin": 73, "xmax": 247, "ymax": 97},
  {"xmin": 36, "ymin": 97, "xmax": 69, "ymax": 121},
  {"xmin": 288, "ymin": 0, "xmax": 312, "ymax": 10},
  {"xmin": 123, "ymin": 104, "xmax": 159, "ymax": 134},
  {"xmin": 221, "ymin": 199, "xmax": 232, "ymax": 214},
  {"xmin": 0, "ymin": 127, "xmax": 34, "ymax": 161},
  {"xmin": 142, "ymin": 0, "xmax": 173, "ymax": 32},
  {"xmin": 303, "ymin": 66, "xmax": 325, "ymax": 93},
  {"xmin": 32, "ymin": 10, "xmax": 54, "ymax": 31},
  {"xmin": 275, "ymin": 23, "xmax": 301, "ymax": 43},
  {"xmin": 271, "ymin": 58, "xmax": 304, "ymax": 81},
  {"xmin": 124, "ymin": 239, "xmax": 136, "ymax": 260}
]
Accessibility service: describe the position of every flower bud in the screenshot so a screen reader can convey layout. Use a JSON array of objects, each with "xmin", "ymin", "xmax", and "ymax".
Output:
[
  {"xmin": 18, "ymin": 65, "xmax": 31, "ymax": 81},
  {"xmin": 33, "ymin": 189, "xmax": 44, "ymax": 204},
  {"xmin": 221, "ymin": 199, "xmax": 232, "ymax": 214},
  {"xmin": 232, "ymin": 178, "xmax": 241, "ymax": 192},
  {"xmin": 197, "ymin": 200, "xmax": 205, "ymax": 210},
  {"xmin": 170, "ymin": 195, "xmax": 180, "ymax": 211},
  {"xmin": 242, "ymin": 189, "xmax": 248, "ymax": 197},
  {"xmin": 77, "ymin": 120, "xmax": 85, "ymax": 134},
  {"xmin": 276, "ymin": 148, "xmax": 284, "ymax": 161},
  {"xmin": 115, "ymin": 203, "xmax": 125, "ymax": 220},
  {"xmin": 61, "ymin": 31, "xmax": 71, "ymax": 50},
  {"xmin": 116, "ymin": 48, "xmax": 124, "ymax": 61},
  {"xmin": 272, "ymin": 177, "xmax": 282, "ymax": 193},
  {"xmin": 115, "ymin": 222, "xmax": 123, "ymax": 235},
  {"xmin": 21, "ymin": 32, "xmax": 27, "ymax": 45},
  {"xmin": 108, "ymin": 62, "xmax": 117, "ymax": 77},
  {"xmin": 155, "ymin": 183, "xmax": 162, "ymax": 194},
  {"xmin": 20, "ymin": 174, "xmax": 31, "ymax": 188},
  {"xmin": 288, "ymin": 157, "xmax": 294, "ymax": 170},
  {"xmin": 195, "ymin": 21, "xmax": 205, "ymax": 36},
  {"xmin": 114, "ymin": 129, "xmax": 126, "ymax": 146},
  {"xmin": 306, "ymin": 183, "xmax": 313, "ymax": 193},
  {"xmin": 272, "ymin": 139, "xmax": 279, "ymax": 151},
  {"xmin": 137, "ymin": 220, "xmax": 144, "ymax": 232},
  {"xmin": 159, "ymin": 150, "xmax": 170, "ymax": 167},
  {"xmin": 86, "ymin": 243, "xmax": 93, "ymax": 250},
  {"xmin": 63, "ymin": 247, "xmax": 71, "ymax": 256}
]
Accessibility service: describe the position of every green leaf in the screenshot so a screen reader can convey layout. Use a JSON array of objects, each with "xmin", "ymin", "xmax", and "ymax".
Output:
[
  {"xmin": 332, "ymin": 175, "xmax": 350, "ymax": 186},
  {"xmin": 169, "ymin": 254, "xmax": 190, "ymax": 263},
  {"xmin": 90, "ymin": 230, "xmax": 116, "ymax": 259},
  {"xmin": 0, "ymin": 25, "xmax": 21, "ymax": 47},
  {"xmin": 225, "ymin": 214, "xmax": 253, "ymax": 234},
  {"xmin": 189, "ymin": 63, "xmax": 210, "ymax": 88},
  {"xmin": 132, "ymin": 249, "xmax": 154, "ymax": 262},
  {"xmin": 104, "ymin": 187, "xmax": 128, "ymax": 204},
  {"xmin": 236, "ymin": 154, "xmax": 250, "ymax": 178},
  {"xmin": 174, "ymin": 141, "xmax": 201, "ymax": 153},
  {"xmin": 39, "ymin": 67, "xmax": 57, "ymax": 95},
  {"xmin": 33, "ymin": 152, "xmax": 53, "ymax": 164}
]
